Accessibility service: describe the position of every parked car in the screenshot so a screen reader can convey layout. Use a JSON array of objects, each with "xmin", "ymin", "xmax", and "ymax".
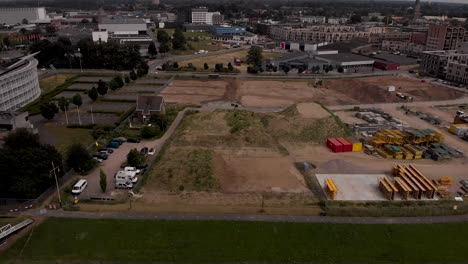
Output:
[
  {"xmin": 136, "ymin": 164, "xmax": 148, "ymax": 170},
  {"xmin": 93, "ymin": 153, "xmax": 108, "ymax": 160},
  {"xmin": 460, "ymin": 180, "xmax": 468, "ymax": 189},
  {"xmin": 98, "ymin": 148, "xmax": 113, "ymax": 154},
  {"xmin": 140, "ymin": 147, "xmax": 149, "ymax": 155},
  {"xmin": 72, "ymin": 179, "xmax": 88, "ymax": 194},
  {"xmin": 124, "ymin": 166, "xmax": 141, "ymax": 174},
  {"xmin": 93, "ymin": 157, "xmax": 103, "ymax": 163},
  {"xmin": 148, "ymin": 148, "xmax": 155, "ymax": 155},
  {"xmin": 127, "ymin": 138, "xmax": 140, "ymax": 143},
  {"xmin": 112, "ymin": 137, "xmax": 126, "ymax": 144},
  {"xmin": 115, "ymin": 181, "xmax": 133, "ymax": 189},
  {"xmin": 107, "ymin": 141, "xmax": 120, "ymax": 148}
]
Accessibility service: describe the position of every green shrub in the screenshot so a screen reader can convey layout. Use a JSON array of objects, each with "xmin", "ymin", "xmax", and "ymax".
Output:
[{"xmin": 140, "ymin": 125, "xmax": 161, "ymax": 139}]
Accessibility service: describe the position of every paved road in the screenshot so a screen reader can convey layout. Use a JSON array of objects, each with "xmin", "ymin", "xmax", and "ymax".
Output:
[
  {"xmin": 27, "ymin": 209, "xmax": 468, "ymax": 224},
  {"xmin": 328, "ymin": 97, "xmax": 468, "ymax": 111}
]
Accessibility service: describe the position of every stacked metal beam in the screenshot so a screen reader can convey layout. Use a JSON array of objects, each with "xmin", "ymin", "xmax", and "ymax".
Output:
[
  {"xmin": 378, "ymin": 177, "xmax": 399, "ymax": 200},
  {"xmin": 392, "ymin": 164, "xmax": 437, "ymax": 199},
  {"xmin": 325, "ymin": 178, "xmax": 338, "ymax": 200}
]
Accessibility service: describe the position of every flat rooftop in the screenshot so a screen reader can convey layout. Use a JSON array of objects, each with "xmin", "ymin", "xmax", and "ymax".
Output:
[
  {"xmin": 372, "ymin": 53, "xmax": 419, "ymax": 65},
  {"xmin": 317, "ymin": 53, "xmax": 374, "ymax": 63}
]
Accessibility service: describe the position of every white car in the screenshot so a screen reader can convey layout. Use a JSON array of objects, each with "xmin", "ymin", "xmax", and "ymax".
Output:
[
  {"xmin": 124, "ymin": 166, "xmax": 141, "ymax": 174},
  {"xmin": 148, "ymin": 148, "xmax": 155, "ymax": 156},
  {"xmin": 93, "ymin": 157, "xmax": 103, "ymax": 163}
]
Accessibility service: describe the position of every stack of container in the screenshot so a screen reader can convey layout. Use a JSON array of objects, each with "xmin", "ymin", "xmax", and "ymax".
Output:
[
  {"xmin": 326, "ymin": 137, "xmax": 362, "ymax": 153},
  {"xmin": 449, "ymin": 124, "xmax": 468, "ymax": 136}
]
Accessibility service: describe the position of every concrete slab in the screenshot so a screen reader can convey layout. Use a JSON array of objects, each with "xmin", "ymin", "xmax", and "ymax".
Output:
[{"xmin": 316, "ymin": 174, "xmax": 438, "ymax": 201}]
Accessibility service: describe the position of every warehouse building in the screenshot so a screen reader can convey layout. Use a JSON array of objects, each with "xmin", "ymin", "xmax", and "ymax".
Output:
[{"xmin": 315, "ymin": 53, "xmax": 375, "ymax": 72}]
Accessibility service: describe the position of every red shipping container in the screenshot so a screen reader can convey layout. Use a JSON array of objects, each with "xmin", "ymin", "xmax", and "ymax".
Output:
[
  {"xmin": 326, "ymin": 138, "xmax": 343, "ymax": 153},
  {"xmin": 336, "ymin": 138, "xmax": 352, "ymax": 152}
]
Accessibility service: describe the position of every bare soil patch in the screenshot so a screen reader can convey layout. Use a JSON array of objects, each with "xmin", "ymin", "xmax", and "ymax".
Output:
[
  {"xmin": 214, "ymin": 153, "xmax": 309, "ymax": 193},
  {"xmin": 296, "ymin": 103, "xmax": 331, "ymax": 118},
  {"xmin": 324, "ymin": 76, "xmax": 465, "ymax": 104},
  {"xmin": 160, "ymin": 80, "xmax": 227, "ymax": 105}
]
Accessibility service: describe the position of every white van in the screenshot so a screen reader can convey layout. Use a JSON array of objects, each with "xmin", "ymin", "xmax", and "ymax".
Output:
[
  {"xmin": 124, "ymin": 166, "xmax": 141, "ymax": 174},
  {"xmin": 115, "ymin": 170, "xmax": 138, "ymax": 184},
  {"xmin": 72, "ymin": 179, "xmax": 88, "ymax": 195}
]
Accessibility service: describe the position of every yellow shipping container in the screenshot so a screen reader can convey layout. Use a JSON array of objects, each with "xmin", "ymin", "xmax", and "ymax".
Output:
[
  {"xmin": 449, "ymin": 123, "xmax": 468, "ymax": 134},
  {"xmin": 345, "ymin": 137, "xmax": 362, "ymax": 152}
]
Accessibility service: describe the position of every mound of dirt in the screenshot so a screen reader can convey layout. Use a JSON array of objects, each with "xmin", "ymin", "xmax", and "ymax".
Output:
[{"xmin": 296, "ymin": 103, "xmax": 331, "ymax": 118}]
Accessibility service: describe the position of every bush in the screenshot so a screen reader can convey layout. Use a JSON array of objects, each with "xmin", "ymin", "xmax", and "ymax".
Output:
[{"xmin": 140, "ymin": 125, "xmax": 161, "ymax": 139}]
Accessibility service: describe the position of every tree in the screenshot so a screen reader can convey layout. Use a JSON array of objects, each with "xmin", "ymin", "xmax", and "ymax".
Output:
[
  {"xmin": 58, "ymin": 97, "xmax": 69, "ymax": 112},
  {"xmin": 99, "ymin": 169, "xmax": 107, "ymax": 193},
  {"xmin": 450, "ymin": 19, "xmax": 461, "ymax": 27},
  {"xmin": 370, "ymin": 16, "xmax": 379, "ymax": 22},
  {"xmin": 127, "ymin": 148, "xmax": 144, "ymax": 167},
  {"xmin": 124, "ymin": 75, "xmax": 131, "ymax": 84},
  {"xmin": 130, "ymin": 70, "xmax": 137, "ymax": 80},
  {"xmin": 204, "ymin": 63, "xmax": 209, "ymax": 70},
  {"xmin": 156, "ymin": 30, "xmax": 170, "ymax": 44},
  {"xmin": 114, "ymin": 76, "xmax": 124, "ymax": 88},
  {"xmin": 66, "ymin": 143, "xmax": 92, "ymax": 172},
  {"xmin": 97, "ymin": 79, "xmax": 108, "ymax": 95},
  {"xmin": 137, "ymin": 61, "xmax": 149, "ymax": 76},
  {"xmin": 45, "ymin": 25, "xmax": 56, "ymax": 34},
  {"xmin": 337, "ymin": 66, "xmax": 344, "ymax": 73},
  {"xmin": 81, "ymin": 19, "xmax": 90, "ymax": 23},
  {"xmin": 88, "ymin": 87, "xmax": 98, "ymax": 101},
  {"xmin": 150, "ymin": 114, "xmax": 168, "ymax": 131},
  {"xmin": 228, "ymin": 62, "xmax": 234, "ymax": 71},
  {"xmin": 141, "ymin": 125, "xmax": 161, "ymax": 139},
  {"xmin": 3, "ymin": 37, "xmax": 10, "ymax": 47},
  {"xmin": 350, "ymin": 14, "xmax": 362, "ymax": 24},
  {"xmin": 283, "ymin": 66, "xmax": 290, "ymax": 74},
  {"xmin": 40, "ymin": 102, "xmax": 59, "ymax": 120},
  {"xmin": 148, "ymin": 42, "xmax": 158, "ymax": 57},
  {"xmin": 159, "ymin": 42, "xmax": 170, "ymax": 55},
  {"xmin": 108, "ymin": 79, "xmax": 119, "ymax": 90},
  {"xmin": 215, "ymin": 63, "xmax": 223, "ymax": 72},
  {"xmin": 72, "ymin": 93, "xmax": 82, "ymax": 107},
  {"xmin": 173, "ymin": 62, "xmax": 179, "ymax": 69},
  {"xmin": 246, "ymin": 46, "xmax": 263, "ymax": 68},
  {"xmin": 172, "ymin": 27, "xmax": 186, "ymax": 50},
  {"xmin": 0, "ymin": 129, "xmax": 64, "ymax": 199},
  {"xmin": 22, "ymin": 18, "xmax": 28, "ymax": 24}
]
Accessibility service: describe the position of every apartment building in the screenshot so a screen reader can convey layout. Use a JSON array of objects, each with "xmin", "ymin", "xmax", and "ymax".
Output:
[
  {"xmin": 426, "ymin": 24, "xmax": 467, "ymax": 51},
  {"xmin": 269, "ymin": 26, "xmax": 370, "ymax": 43},
  {"xmin": 191, "ymin": 7, "xmax": 222, "ymax": 25},
  {"xmin": 0, "ymin": 54, "xmax": 41, "ymax": 111},
  {"xmin": 420, "ymin": 50, "xmax": 468, "ymax": 78}
]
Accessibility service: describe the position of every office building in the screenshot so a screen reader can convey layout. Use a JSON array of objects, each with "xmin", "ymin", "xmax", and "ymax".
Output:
[
  {"xmin": 191, "ymin": 7, "xmax": 222, "ymax": 25},
  {"xmin": 0, "ymin": 7, "xmax": 48, "ymax": 25},
  {"xmin": 0, "ymin": 54, "xmax": 41, "ymax": 111}
]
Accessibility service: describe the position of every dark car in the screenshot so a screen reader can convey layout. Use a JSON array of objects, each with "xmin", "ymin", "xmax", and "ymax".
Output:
[
  {"xmin": 93, "ymin": 153, "xmax": 108, "ymax": 160},
  {"xmin": 460, "ymin": 180, "xmax": 468, "ymax": 189},
  {"xmin": 127, "ymin": 138, "xmax": 141, "ymax": 143},
  {"xmin": 98, "ymin": 148, "xmax": 114, "ymax": 154},
  {"xmin": 106, "ymin": 141, "xmax": 120, "ymax": 148},
  {"xmin": 136, "ymin": 164, "xmax": 148, "ymax": 170},
  {"xmin": 140, "ymin": 147, "xmax": 148, "ymax": 155}
]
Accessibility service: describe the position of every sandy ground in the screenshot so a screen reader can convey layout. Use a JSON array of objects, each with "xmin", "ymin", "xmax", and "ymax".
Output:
[
  {"xmin": 213, "ymin": 153, "xmax": 309, "ymax": 193},
  {"xmin": 333, "ymin": 110, "xmax": 365, "ymax": 124},
  {"xmin": 296, "ymin": 103, "xmax": 330, "ymax": 118}
]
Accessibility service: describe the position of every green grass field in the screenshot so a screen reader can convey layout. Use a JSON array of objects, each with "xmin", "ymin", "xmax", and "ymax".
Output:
[
  {"xmin": 39, "ymin": 74, "xmax": 77, "ymax": 93},
  {"xmin": 2, "ymin": 218, "xmax": 468, "ymax": 263}
]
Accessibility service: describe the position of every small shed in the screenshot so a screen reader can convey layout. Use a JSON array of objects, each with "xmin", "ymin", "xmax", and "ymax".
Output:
[{"xmin": 373, "ymin": 59, "xmax": 400, "ymax": 71}]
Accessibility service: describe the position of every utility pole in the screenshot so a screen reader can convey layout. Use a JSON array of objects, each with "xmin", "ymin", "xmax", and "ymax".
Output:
[
  {"xmin": 77, "ymin": 48, "xmax": 83, "ymax": 73},
  {"xmin": 64, "ymin": 106, "xmax": 69, "ymax": 125},
  {"xmin": 90, "ymin": 106, "xmax": 95, "ymax": 124},
  {"xmin": 50, "ymin": 161, "xmax": 62, "ymax": 205}
]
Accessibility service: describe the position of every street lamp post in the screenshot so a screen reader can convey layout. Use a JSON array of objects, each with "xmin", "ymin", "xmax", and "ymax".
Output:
[
  {"xmin": 77, "ymin": 48, "xmax": 83, "ymax": 73},
  {"xmin": 76, "ymin": 105, "xmax": 82, "ymax": 125}
]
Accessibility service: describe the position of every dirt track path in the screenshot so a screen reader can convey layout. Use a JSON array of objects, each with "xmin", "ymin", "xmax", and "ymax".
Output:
[{"xmin": 25, "ymin": 209, "xmax": 468, "ymax": 224}]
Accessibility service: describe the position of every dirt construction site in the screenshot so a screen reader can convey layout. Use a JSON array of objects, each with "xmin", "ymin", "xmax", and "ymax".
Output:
[
  {"xmin": 160, "ymin": 76, "xmax": 465, "ymax": 108},
  {"xmin": 81, "ymin": 74, "xmax": 468, "ymax": 215}
]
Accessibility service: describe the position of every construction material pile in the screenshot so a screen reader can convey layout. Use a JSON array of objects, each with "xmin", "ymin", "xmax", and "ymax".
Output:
[
  {"xmin": 325, "ymin": 178, "xmax": 338, "ymax": 200},
  {"xmin": 382, "ymin": 164, "xmax": 438, "ymax": 200},
  {"xmin": 369, "ymin": 129, "xmax": 453, "ymax": 160}
]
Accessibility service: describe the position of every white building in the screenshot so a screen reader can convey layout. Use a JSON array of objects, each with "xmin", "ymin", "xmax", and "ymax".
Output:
[
  {"xmin": 0, "ymin": 54, "xmax": 41, "ymax": 111},
  {"xmin": 98, "ymin": 18, "xmax": 147, "ymax": 35},
  {"xmin": 0, "ymin": 7, "xmax": 48, "ymax": 25},
  {"xmin": 300, "ymin": 16, "xmax": 326, "ymax": 24},
  {"xmin": 191, "ymin": 7, "xmax": 221, "ymax": 25}
]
